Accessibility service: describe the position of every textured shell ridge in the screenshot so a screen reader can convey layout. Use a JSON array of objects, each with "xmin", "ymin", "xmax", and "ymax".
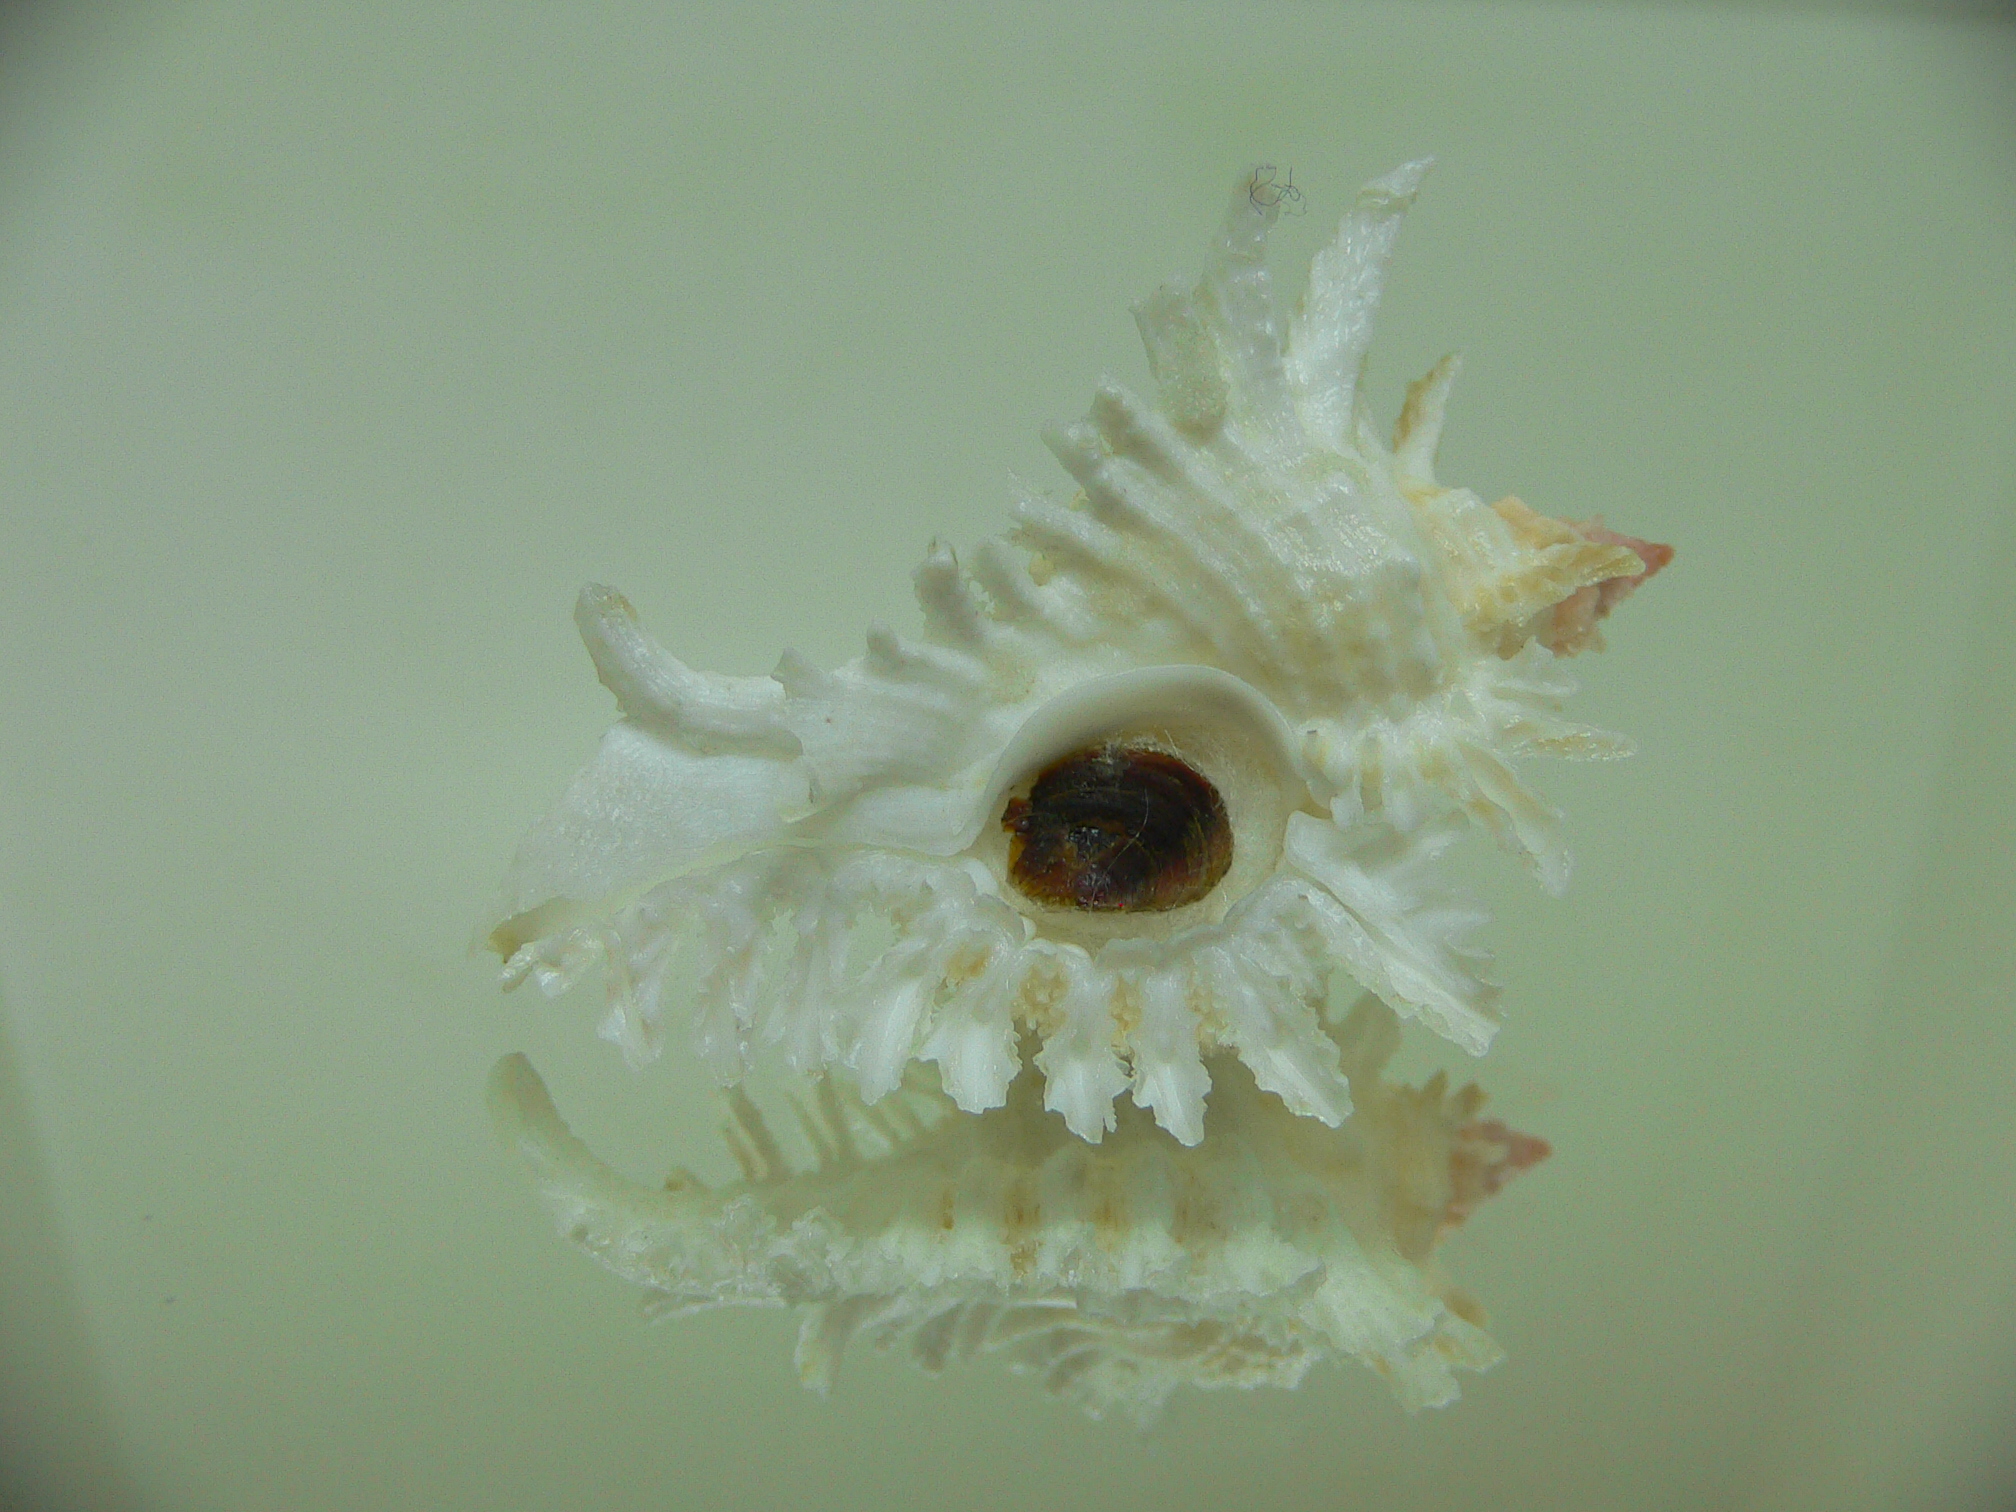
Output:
[
  {"xmin": 489, "ymin": 160, "xmax": 1671, "ymax": 1152},
  {"xmin": 488, "ymin": 993, "xmax": 1547, "ymax": 1419}
]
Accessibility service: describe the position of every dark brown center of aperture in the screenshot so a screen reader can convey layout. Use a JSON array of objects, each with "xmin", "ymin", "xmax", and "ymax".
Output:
[{"xmin": 1002, "ymin": 743, "xmax": 1233, "ymax": 913}]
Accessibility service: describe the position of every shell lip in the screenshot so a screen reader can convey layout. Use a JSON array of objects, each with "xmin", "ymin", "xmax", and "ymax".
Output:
[
  {"xmin": 971, "ymin": 664, "xmax": 1312, "ymax": 848},
  {"xmin": 957, "ymin": 664, "xmax": 1322, "ymax": 946}
]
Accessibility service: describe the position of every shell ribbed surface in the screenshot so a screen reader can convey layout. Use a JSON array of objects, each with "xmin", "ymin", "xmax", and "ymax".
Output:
[{"xmin": 490, "ymin": 995, "xmax": 1548, "ymax": 1419}]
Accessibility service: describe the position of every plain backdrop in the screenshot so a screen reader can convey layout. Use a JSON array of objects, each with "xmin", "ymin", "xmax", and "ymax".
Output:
[{"xmin": 3, "ymin": 4, "xmax": 2013, "ymax": 1510}]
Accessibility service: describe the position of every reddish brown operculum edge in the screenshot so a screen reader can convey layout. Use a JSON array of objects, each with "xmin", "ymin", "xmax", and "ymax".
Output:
[
  {"xmin": 1541, "ymin": 524, "xmax": 1675, "ymax": 656},
  {"xmin": 1442, "ymin": 1118, "xmax": 1553, "ymax": 1240}
]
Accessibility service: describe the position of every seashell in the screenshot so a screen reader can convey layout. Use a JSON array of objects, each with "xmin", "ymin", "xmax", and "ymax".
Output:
[
  {"xmin": 486, "ymin": 161, "xmax": 1670, "ymax": 1146},
  {"xmin": 488, "ymin": 993, "xmax": 1552, "ymax": 1419}
]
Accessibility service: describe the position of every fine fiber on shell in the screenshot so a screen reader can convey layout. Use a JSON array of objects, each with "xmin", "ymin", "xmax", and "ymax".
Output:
[{"xmin": 487, "ymin": 160, "xmax": 1670, "ymax": 1147}]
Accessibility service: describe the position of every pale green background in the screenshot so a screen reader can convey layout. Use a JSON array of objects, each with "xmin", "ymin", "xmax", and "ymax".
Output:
[{"xmin": 3, "ymin": 3, "xmax": 2013, "ymax": 1510}]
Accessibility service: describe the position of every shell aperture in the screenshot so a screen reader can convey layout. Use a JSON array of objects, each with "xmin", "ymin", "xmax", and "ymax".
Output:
[{"xmin": 1004, "ymin": 744, "xmax": 1234, "ymax": 913}]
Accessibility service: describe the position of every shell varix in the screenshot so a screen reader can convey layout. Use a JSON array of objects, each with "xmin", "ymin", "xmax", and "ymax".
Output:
[{"xmin": 488, "ymin": 161, "xmax": 1670, "ymax": 1148}]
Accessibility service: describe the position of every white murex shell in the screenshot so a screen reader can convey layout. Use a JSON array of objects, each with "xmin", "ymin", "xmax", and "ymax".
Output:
[{"xmin": 486, "ymin": 161, "xmax": 1671, "ymax": 1148}]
